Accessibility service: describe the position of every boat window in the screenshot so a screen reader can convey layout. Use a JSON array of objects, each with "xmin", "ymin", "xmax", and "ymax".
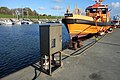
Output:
[
  {"xmin": 93, "ymin": 9, "xmax": 96, "ymax": 12},
  {"xmin": 86, "ymin": 9, "xmax": 90, "ymax": 13},
  {"xmin": 64, "ymin": 13, "xmax": 73, "ymax": 17},
  {"xmin": 101, "ymin": 8, "xmax": 106, "ymax": 14},
  {"xmin": 87, "ymin": 8, "xmax": 107, "ymax": 14},
  {"xmin": 88, "ymin": 8, "xmax": 97, "ymax": 13}
]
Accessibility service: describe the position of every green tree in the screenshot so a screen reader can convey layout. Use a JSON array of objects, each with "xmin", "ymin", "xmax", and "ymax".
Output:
[{"xmin": 0, "ymin": 7, "xmax": 10, "ymax": 14}]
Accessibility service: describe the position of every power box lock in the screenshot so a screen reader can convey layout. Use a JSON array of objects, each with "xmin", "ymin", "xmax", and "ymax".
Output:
[{"xmin": 51, "ymin": 39, "xmax": 56, "ymax": 48}]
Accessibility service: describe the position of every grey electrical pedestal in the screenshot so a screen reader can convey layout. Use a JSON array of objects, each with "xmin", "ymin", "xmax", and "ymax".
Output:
[{"xmin": 39, "ymin": 24, "xmax": 62, "ymax": 75}]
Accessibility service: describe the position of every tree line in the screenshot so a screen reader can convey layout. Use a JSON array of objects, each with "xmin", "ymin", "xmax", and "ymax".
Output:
[{"xmin": 0, "ymin": 6, "xmax": 51, "ymax": 17}]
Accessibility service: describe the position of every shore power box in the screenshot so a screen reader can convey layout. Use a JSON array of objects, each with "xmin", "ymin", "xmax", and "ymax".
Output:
[{"xmin": 39, "ymin": 24, "xmax": 62, "ymax": 75}]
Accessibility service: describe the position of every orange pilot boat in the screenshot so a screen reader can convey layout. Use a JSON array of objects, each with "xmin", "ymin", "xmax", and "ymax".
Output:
[
  {"xmin": 62, "ymin": 0, "xmax": 112, "ymax": 49},
  {"xmin": 62, "ymin": 0, "xmax": 111, "ymax": 38}
]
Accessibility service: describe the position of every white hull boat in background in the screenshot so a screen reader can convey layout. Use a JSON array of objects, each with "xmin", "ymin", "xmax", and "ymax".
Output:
[{"xmin": 1, "ymin": 20, "xmax": 14, "ymax": 25}]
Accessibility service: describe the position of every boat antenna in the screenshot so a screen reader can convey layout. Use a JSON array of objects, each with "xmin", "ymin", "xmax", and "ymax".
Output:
[
  {"xmin": 95, "ymin": 0, "xmax": 98, "ymax": 3},
  {"xmin": 66, "ymin": 4, "xmax": 70, "ymax": 13},
  {"xmin": 74, "ymin": 4, "xmax": 78, "ymax": 14},
  {"xmin": 99, "ymin": 0, "xmax": 103, "ymax": 4},
  {"xmin": 95, "ymin": 0, "xmax": 103, "ymax": 4}
]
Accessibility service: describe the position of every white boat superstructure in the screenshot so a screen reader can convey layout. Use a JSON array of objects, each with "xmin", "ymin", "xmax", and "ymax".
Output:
[
  {"xmin": 21, "ymin": 20, "xmax": 33, "ymax": 24},
  {"xmin": 13, "ymin": 20, "xmax": 33, "ymax": 25},
  {"xmin": 0, "ymin": 20, "xmax": 4, "ymax": 25},
  {"xmin": 0, "ymin": 20, "xmax": 14, "ymax": 25},
  {"xmin": 16, "ymin": 21, "xmax": 22, "ymax": 25}
]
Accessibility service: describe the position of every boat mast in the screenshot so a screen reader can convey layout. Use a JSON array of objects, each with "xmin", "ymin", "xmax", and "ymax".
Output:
[
  {"xmin": 66, "ymin": 4, "xmax": 70, "ymax": 14},
  {"xmin": 99, "ymin": 0, "xmax": 103, "ymax": 4},
  {"xmin": 95, "ymin": 0, "xmax": 103, "ymax": 4},
  {"xmin": 73, "ymin": 4, "xmax": 81, "ymax": 15},
  {"xmin": 26, "ymin": 8, "xmax": 29, "ymax": 19},
  {"xmin": 74, "ymin": 4, "xmax": 77, "ymax": 14},
  {"xmin": 21, "ymin": 6, "xmax": 24, "ymax": 20}
]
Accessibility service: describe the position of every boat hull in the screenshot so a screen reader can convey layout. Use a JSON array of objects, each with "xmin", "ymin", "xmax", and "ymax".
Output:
[{"xmin": 62, "ymin": 18, "xmax": 111, "ymax": 38}]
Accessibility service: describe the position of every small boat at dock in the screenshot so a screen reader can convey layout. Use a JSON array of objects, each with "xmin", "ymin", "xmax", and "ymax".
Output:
[
  {"xmin": 21, "ymin": 20, "xmax": 33, "ymax": 24},
  {"xmin": 14, "ymin": 20, "xmax": 33, "ymax": 25},
  {"xmin": 112, "ymin": 15, "xmax": 120, "ymax": 28},
  {"xmin": 0, "ymin": 19, "xmax": 14, "ymax": 25}
]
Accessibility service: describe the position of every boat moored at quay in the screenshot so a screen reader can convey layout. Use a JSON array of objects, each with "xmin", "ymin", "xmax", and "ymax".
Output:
[{"xmin": 62, "ymin": 0, "xmax": 112, "ymax": 49}]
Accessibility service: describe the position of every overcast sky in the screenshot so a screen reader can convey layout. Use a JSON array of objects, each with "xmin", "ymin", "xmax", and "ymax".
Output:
[{"xmin": 0, "ymin": 0, "xmax": 120, "ymax": 17}]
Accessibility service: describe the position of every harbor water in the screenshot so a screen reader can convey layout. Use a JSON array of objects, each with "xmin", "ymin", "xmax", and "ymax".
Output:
[{"xmin": 0, "ymin": 24, "xmax": 69, "ymax": 78}]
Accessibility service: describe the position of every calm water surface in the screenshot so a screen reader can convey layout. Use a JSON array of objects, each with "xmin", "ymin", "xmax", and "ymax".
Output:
[{"xmin": 0, "ymin": 24, "xmax": 69, "ymax": 78}]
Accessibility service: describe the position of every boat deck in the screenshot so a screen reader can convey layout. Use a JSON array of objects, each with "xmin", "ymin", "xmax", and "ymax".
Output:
[{"xmin": 1, "ymin": 28, "xmax": 120, "ymax": 80}]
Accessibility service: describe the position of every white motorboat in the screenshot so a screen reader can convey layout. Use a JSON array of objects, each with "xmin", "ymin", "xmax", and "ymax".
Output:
[
  {"xmin": 1, "ymin": 20, "xmax": 14, "ymax": 25},
  {"xmin": 21, "ymin": 20, "xmax": 33, "ymax": 24}
]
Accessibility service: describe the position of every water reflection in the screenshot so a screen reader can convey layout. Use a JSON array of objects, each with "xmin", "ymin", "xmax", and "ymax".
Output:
[{"xmin": 0, "ymin": 24, "xmax": 69, "ymax": 78}]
